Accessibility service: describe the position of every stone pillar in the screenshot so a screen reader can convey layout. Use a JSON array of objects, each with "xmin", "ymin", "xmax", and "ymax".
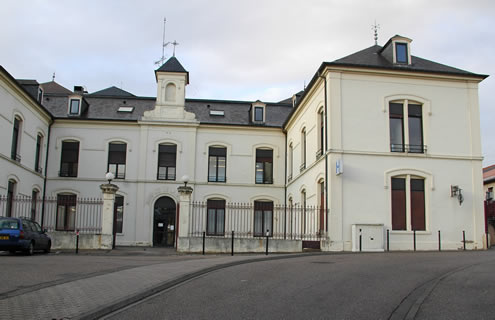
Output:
[
  {"xmin": 177, "ymin": 184, "xmax": 193, "ymax": 251},
  {"xmin": 100, "ymin": 183, "xmax": 119, "ymax": 249}
]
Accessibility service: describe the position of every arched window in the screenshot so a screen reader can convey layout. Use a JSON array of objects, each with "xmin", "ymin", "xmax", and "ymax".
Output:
[
  {"xmin": 157, "ymin": 143, "xmax": 177, "ymax": 180},
  {"xmin": 165, "ymin": 83, "xmax": 176, "ymax": 102},
  {"xmin": 300, "ymin": 128, "xmax": 306, "ymax": 171},
  {"xmin": 389, "ymin": 100, "xmax": 424, "ymax": 153},
  {"xmin": 11, "ymin": 116, "xmax": 22, "ymax": 162},
  {"xmin": 208, "ymin": 146, "xmax": 227, "ymax": 182},
  {"xmin": 6, "ymin": 180, "xmax": 16, "ymax": 217},
  {"xmin": 108, "ymin": 142, "xmax": 127, "ymax": 179},
  {"xmin": 318, "ymin": 180, "xmax": 325, "ymax": 233},
  {"xmin": 317, "ymin": 109, "xmax": 324, "ymax": 158},
  {"xmin": 59, "ymin": 140, "xmax": 79, "ymax": 177},
  {"xmin": 56, "ymin": 193, "xmax": 77, "ymax": 231},
  {"xmin": 391, "ymin": 175, "xmax": 426, "ymax": 231},
  {"xmin": 35, "ymin": 133, "xmax": 43, "ymax": 173},
  {"xmin": 255, "ymin": 148, "xmax": 273, "ymax": 184},
  {"xmin": 254, "ymin": 200, "xmax": 273, "ymax": 237},
  {"xmin": 207, "ymin": 199, "xmax": 225, "ymax": 236},
  {"xmin": 114, "ymin": 195, "xmax": 124, "ymax": 234},
  {"xmin": 288, "ymin": 143, "xmax": 293, "ymax": 181}
]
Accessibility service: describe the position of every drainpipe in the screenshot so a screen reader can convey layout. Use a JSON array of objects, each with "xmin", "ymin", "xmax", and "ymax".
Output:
[
  {"xmin": 284, "ymin": 130, "xmax": 288, "ymax": 239},
  {"xmin": 319, "ymin": 71, "xmax": 329, "ymax": 232},
  {"xmin": 40, "ymin": 121, "xmax": 53, "ymax": 229}
]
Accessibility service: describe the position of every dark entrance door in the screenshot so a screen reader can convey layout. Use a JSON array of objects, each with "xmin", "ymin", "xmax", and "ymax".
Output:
[{"xmin": 153, "ymin": 196, "xmax": 176, "ymax": 247}]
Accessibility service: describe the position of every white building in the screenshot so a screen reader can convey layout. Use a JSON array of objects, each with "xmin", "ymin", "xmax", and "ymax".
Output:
[{"xmin": 0, "ymin": 35, "xmax": 489, "ymax": 251}]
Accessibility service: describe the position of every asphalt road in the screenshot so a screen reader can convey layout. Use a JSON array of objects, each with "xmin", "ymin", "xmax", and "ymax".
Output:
[{"xmin": 106, "ymin": 251, "xmax": 495, "ymax": 320}]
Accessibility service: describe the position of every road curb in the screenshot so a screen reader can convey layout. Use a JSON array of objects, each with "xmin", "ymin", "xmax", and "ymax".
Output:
[{"xmin": 78, "ymin": 252, "xmax": 325, "ymax": 320}]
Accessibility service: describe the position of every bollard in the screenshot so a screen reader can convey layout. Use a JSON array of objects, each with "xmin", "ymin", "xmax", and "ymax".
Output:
[
  {"xmin": 265, "ymin": 229, "xmax": 269, "ymax": 255},
  {"xmin": 463, "ymin": 230, "xmax": 466, "ymax": 250},
  {"xmin": 231, "ymin": 230, "xmax": 234, "ymax": 256},
  {"xmin": 386, "ymin": 229, "xmax": 389, "ymax": 252},
  {"xmin": 438, "ymin": 230, "xmax": 441, "ymax": 252},
  {"xmin": 202, "ymin": 231, "xmax": 206, "ymax": 255},
  {"xmin": 413, "ymin": 230, "xmax": 416, "ymax": 251},
  {"xmin": 75, "ymin": 229, "xmax": 80, "ymax": 254},
  {"xmin": 359, "ymin": 228, "xmax": 362, "ymax": 252},
  {"xmin": 486, "ymin": 233, "xmax": 489, "ymax": 249}
]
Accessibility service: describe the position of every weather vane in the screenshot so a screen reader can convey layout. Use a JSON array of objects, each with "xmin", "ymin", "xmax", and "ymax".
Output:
[
  {"xmin": 372, "ymin": 20, "xmax": 380, "ymax": 45},
  {"xmin": 52, "ymin": 72, "xmax": 56, "ymax": 82}
]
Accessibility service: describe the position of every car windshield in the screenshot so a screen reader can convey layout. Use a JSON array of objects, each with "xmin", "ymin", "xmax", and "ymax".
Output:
[{"xmin": 0, "ymin": 219, "xmax": 19, "ymax": 230}]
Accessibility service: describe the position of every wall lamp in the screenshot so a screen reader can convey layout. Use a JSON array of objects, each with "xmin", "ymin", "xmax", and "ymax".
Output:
[
  {"xmin": 105, "ymin": 172, "xmax": 115, "ymax": 184},
  {"xmin": 451, "ymin": 185, "xmax": 464, "ymax": 206}
]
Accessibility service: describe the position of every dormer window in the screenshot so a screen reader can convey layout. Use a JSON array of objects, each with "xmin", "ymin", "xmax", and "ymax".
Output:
[
  {"xmin": 395, "ymin": 43, "xmax": 408, "ymax": 64},
  {"xmin": 251, "ymin": 101, "xmax": 266, "ymax": 123},
  {"xmin": 69, "ymin": 99, "xmax": 80, "ymax": 115},
  {"xmin": 254, "ymin": 107, "xmax": 264, "ymax": 122}
]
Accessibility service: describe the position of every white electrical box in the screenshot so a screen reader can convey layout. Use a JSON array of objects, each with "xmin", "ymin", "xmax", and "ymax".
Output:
[{"xmin": 351, "ymin": 224, "xmax": 384, "ymax": 252}]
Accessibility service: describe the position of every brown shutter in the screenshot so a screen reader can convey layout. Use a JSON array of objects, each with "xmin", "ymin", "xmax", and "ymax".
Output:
[
  {"xmin": 410, "ymin": 179, "xmax": 425, "ymax": 231},
  {"xmin": 391, "ymin": 178, "xmax": 406, "ymax": 230}
]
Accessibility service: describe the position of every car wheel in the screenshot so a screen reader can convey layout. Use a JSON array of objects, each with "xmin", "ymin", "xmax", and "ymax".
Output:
[
  {"xmin": 44, "ymin": 241, "xmax": 51, "ymax": 254},
  {"xmin": 25, "ymin": 242, "xmax": 34, "ymax": 256}
]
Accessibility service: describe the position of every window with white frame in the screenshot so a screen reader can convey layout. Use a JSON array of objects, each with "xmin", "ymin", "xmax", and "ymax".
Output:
[
  {"xmin": 208, "ymin": 146, "xmax": 227, "ymax": 182},
  {"xmin": 300, "ymin": 128, "xmax": 306, "ymax": 171},
  {"xmin": 108, "ymin": 142, "xmax": 127, "ymax": 179},
  {"xmin": 255, "ymin": 148, "xmax": 273, "ymax": 184},
  {"xmin": 11, "ymin": 116, "xmax": 22, "ymax": 162},
  {"xmin": 69, "ymin": 99, "xmax": 81, "ymax": 115},
  {"xmin": 207, "ymin": 199, "xmax": 225, "ymax": 236},
  {"xmin": 391, "ymin": 176, "xmax": 426, "ymax": 231}
]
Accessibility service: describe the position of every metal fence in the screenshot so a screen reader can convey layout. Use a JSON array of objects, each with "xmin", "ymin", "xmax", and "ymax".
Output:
[
  {"xmin": 190, "ymin": 202, "xmax": 328, "ymax": 240},
  {"xmin": 0, "ymin": 195, "xmax": 103, "ymax": 234}
]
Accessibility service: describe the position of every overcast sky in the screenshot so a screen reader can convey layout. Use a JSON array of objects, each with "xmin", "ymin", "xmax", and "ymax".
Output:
[{"xmin": 2, "ymin": 0, "xmax": 494, "ymax": 165}]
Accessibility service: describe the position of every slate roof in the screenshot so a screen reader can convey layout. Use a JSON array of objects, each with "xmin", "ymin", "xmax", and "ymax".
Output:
[
  {"xmin": 483, "ymin": 165, "xmax": 495, "ymax": 184},
  {"xmin": 89, "ymin": 86, "xmax": 136, "ymax": 97},
  {"xmin": 156, "ymin": 56, "xmax": 188, "ymax": 73},
  {"xmin": 16, "ymin": 79, "xmax": 40, "ymax": 100},
  {"xmin": 326, "ymin": 45, "xmax": 488, "ymax": 79},
  {"xmin": 41, "ymin": 81, "xmax": 73, "ymax": 95}
]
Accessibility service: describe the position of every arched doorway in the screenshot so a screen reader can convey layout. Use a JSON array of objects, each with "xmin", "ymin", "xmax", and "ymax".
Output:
[{"xmin": 153, "ymin": 196, "xmax": 176, "ymax": 247}]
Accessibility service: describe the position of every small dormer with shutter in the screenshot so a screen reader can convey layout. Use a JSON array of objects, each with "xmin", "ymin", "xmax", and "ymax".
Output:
[
  {"xmin": 250, "ymin": 100, "xmax": 266, "ymax": 124},
  {"xmin": 379, "ymin": 35, "xmax": 413, "ymax": 65}
]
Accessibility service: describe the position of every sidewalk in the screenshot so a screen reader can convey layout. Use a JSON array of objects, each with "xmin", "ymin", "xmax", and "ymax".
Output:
[{"xmin": 1, "ymin": 251, "xmax": 313, "ymax": 320}]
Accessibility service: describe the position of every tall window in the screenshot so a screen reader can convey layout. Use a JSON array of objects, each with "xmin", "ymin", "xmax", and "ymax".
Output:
[
  {"xmin": 11, "ymin": 116, "xmax": 21, "ymax": 162},
  {"xmin": 391, "ymin": 176, "xmax": 425, "ymax": 231},
  {"xmin": 317, "ymin": 110, "xmax": 324, "ymax": 158},
  {"xmin": 35, "ymin": 134, "xmax": 43, "ymax": 173},
  {"xmin": 255, "ymin": 149, "xmax": 273, "ymax": 184},
  {"xmin": 108, "ymin": 142, "xmax": 126, "ymax": 179},
  {"xmin": 288, "ymin": 143, "xmax": 293, "ymax": 181},
  {"xmin": 157, "ymin": 144, "xmax": 176, "ymax": 180},
  {"xmin": 300, "ymin": 128, "xmax": 306, "ymax": 171},
  {"xmin": 207, "ymin": 199, "xmax": 225, "ymax": 236},
  {"xmin": 254, "ymin": 201, "xmax": 273, "ymax": 237},
  {"xmin": 208, "ymin": 146, "xmax": 226, "ymax": 182},
  {"xmin": 59, "ymin": 141, "xmax": 79, "ymax": 177},
  {"xmin": 389, "ymin": 101, "xmax": 424, "ymax": 153},
  {"xmin": 301, "ymin": 189, "xmax": 307, "ymax": 234},
  {"xmin": 114, "ymin": 195, "xmax": 124, "ymax": 234},
  {"xmin": 56, "ymin": 194, "xmax": 76, "ymax": 231},
  {"xmin": 31, "ymin": 189, "xmax": 39, "ymax": 220},
  {"xmin": 6, "ymin": 180, "xmax": 16, "ymax": 217}
]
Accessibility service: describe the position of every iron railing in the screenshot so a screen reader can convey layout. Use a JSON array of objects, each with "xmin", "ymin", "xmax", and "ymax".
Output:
[
  {"xmin": 0, "ymin": 195, "xmax": 103, "ymax": 234},
  {"xmin": 190, "ymin": 202, "xmax": 328, "ymax": 240}
]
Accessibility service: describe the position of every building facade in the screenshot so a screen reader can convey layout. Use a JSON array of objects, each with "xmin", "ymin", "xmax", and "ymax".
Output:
[{"xmin": 0, "ymin": 35, "xmax": 489, "ymax": 251}]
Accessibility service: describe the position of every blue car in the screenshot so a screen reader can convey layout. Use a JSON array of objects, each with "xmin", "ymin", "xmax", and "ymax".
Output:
[{"xmin": 0, "ymin": 217, "xmax": 51, "ymax": 255}]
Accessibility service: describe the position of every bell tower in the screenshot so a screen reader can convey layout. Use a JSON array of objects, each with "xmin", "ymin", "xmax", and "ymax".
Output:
[{"xmin": 144, "ymin": 56, "xmax": 196, "ymax": 121}]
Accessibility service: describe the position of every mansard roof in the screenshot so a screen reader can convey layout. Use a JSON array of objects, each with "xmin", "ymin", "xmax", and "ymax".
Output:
[{"xmin": 326, "ymin": 44, "xmax": 488, "ymax": 79}]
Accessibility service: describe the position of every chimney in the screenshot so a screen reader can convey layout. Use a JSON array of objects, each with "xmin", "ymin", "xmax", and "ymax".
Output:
[{"xmin": 73, "ymin": 86, "xmax": 88, "ymax": 94}]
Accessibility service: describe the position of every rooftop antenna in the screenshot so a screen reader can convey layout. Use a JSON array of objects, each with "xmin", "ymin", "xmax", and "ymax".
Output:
[
  {"xmin": 172, "ymin": 40, "xmax": 179, "ymax": 57},
  {"xmin": 154, "ymin": 18, "xmax": 171, "ymax": 66},
  {"xmin": 372, "ymin": 20, "xmax": 380, "ymax": 45},
  {"xmin": 52, "ymin": 72, "xmax": 56, "ymax": 82}
]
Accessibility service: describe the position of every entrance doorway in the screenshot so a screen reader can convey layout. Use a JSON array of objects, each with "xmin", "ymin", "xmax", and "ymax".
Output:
[{"xmin": 153, "ymin": 196, "xmax": 176, "ymax": 247}]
